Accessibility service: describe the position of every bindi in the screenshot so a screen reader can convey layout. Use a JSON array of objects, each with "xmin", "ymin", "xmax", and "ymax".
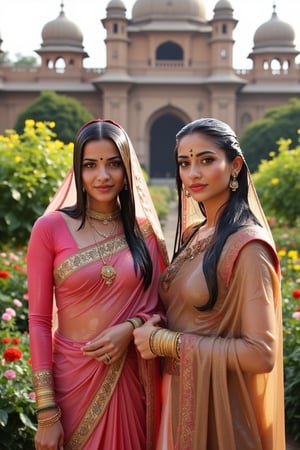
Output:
[{"xmin": 189, "ymin": 148, "xmax": 193, "ymax": 157}]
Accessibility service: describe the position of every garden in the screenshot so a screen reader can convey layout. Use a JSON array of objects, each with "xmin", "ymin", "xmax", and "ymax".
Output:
[{"xmin": 0, "ymin": 121, "xmax": 299, "ymax": 447}]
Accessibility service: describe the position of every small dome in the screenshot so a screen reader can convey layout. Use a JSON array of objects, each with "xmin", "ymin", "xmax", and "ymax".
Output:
[
  {"xmin": 132, "ymin": 0, "xmax": 207, "ymax": 23},
  {"xmin": 41, "ymin": 8, "xmax": 83, "ymax": 48},
  {"xmin": 213, "ymin": 0, "xmax": 234, "ymax": 19},
  {"xmin": 253, "ymin": 6, "xmax": 295, "ymax": 50},
  {"xmin": 106, "ymin": 0, "xmax": 126, "ymax": 19}
]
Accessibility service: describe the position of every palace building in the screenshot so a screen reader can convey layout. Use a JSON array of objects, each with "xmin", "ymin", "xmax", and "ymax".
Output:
[{"xmin": 0, "ymin": 0, "xmax": 299, "ymax": 178}]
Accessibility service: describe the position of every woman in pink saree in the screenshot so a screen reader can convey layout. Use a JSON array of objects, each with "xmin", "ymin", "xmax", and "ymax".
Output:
[
  {"xmin": 27, "ymin": 119, "xmax": 168, "ymax": 450},
  {"xmin": 134, "ymin": 118, "xmax": 285, "ymax": 450}
]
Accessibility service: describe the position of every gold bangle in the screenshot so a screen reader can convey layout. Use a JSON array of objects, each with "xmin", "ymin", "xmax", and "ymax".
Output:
[
  {"xmin": 126, "ymin": 317, "xmax": 144, "ymax": 329},
  {"xmin": 38, "ymin": 407, "xmax": 61, "ymax": 428},
  {"xmin": 149, "ymin": 328, "xmax": 162, "ymax": 355},
  {"xmin": 150, "ymin": 328, "xmax": 183, "ymax": 359}
]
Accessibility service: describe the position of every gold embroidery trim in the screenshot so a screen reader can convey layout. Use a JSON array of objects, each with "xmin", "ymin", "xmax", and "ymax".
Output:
[
  {"xmin": 32, "ymin": 369, "xmax": 54, "ymax": 389},
  {"xmin": 65, "ymin": 352, "xmax": 127, "ymax": 450},
  {"xmin": 54, "ymin": 220, "xmax": 154, "ymax": 286}
]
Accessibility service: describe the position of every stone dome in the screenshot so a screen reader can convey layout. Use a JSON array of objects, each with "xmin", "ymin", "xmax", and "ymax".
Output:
[
  {"xmin": 131, "ymin": 0, "xmax": 207, "ymax": 23},
  {"xmin": 41, "ymin": 7, "xmax": 83, "ymax": 48},
  {"xmin": 253, "ymin": 6, "xmax": 295, "ymax": 50},
  {"xmin": 106, "ymin": 0, "xmax": 126, "ymax": 19},
  {"xmin": 213, "ymin": 0, "xmax": 234, "ymax": 19}
]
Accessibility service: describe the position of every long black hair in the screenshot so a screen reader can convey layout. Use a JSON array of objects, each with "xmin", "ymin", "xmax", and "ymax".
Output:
[
  {"xmin": 59, "ymin": 119, "xmax": 153, "ymax": 290},
  {"xmin": 174, "ymin": 118, "xmax": 261, "ymax": 310}
]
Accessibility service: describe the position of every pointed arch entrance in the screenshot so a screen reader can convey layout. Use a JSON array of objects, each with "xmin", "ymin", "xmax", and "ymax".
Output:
[{"xmin": 150, "ymin": 113, "xmax": 185, "ymax": 179}]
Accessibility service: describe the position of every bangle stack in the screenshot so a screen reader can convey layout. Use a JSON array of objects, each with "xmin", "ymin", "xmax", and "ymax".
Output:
[
  {"xmin": 35, "ymin": 387, "xmax": 56, "ymax": 410},
  {"xmin": 37, "ymin": 407, "xmax": 61, "ymax": 428},
  {"xmin": 149, "ymin": 328, "xmax": 182, "ymax": 359},
  {"xmin": 126, "ymin": 317, "xmax": 144, "ymax": 329}
]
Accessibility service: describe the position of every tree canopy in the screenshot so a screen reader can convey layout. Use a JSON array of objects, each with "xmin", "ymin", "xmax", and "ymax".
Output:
[
  {"xmin": 15, "ymin": 91, "xmax": 93, "ymax": 144},
  {"xmin": 240, "ymin": 98, "xmax": 300, "ymax": 172}
]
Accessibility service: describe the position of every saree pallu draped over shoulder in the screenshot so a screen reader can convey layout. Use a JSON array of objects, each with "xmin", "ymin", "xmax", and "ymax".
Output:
[{"xmin": 158, "ymin": 226, "xmax": 285, "ymax": 450}]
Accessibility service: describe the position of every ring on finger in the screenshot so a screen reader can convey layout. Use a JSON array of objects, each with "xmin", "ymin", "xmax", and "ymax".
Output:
[{"xmin": 104, "ymin": 352, "xmax": 112, "ymax": 365}]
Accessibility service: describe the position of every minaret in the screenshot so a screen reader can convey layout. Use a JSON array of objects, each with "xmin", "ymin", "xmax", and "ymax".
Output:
[
  {"xmin": 101, "ymin": 0, "xmax": 129, "ymax": 73},
  {"xmin": 209, "ymin": 0, "xmax": 237, "ymax": 74}
]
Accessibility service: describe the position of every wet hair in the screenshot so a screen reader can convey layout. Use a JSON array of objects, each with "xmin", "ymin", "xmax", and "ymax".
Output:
[
  {"xmin": 60, "ymin": 119, "xmax": 153, "ymax": 289},
  {"xmin": 174, "ymin": 118, "xmax": 261, "ymax": 310}
]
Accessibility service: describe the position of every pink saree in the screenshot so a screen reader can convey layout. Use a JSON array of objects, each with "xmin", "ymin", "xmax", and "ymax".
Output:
[{"xmin": 28, "ymin": 211, "xmax": 165, "ymax": 449}]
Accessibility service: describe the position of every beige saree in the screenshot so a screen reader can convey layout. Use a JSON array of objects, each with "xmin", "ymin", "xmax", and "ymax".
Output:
[{"xmin": 158, "ymin": 225, "xmax": 285, "ymax": 450}]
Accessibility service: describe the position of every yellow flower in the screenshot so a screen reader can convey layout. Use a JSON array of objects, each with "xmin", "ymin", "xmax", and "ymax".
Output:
[
  {"xmin": 278, "ymin": 250, "xmax": 287, "ymax": 257},
  {"xmin": 271, "ymin": 178, "xmax": 279, "ymax": 185},
  {"xmin": 287, "ymin": 250, "xmax": 298, "ymax": 260},
  {"xmin": 15, "ymin": 156, "xmax": 22, "ymax": 163}
]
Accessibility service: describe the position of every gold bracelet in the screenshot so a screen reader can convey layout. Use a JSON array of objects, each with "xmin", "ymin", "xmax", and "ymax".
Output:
[
  {"xmin": 38, "ymin": 407, "xmax": 61, "ymax": 428},
  {"xmin": 126, "ymin": 317, "xmax": 144, "ymax": 329},
  {"xmin": 150, "ymin": 328, "xmax": 183, "ymax": 359},
  {"xmin": 149, "ymin": 328, "xmax": 161, "ymax": 355}
]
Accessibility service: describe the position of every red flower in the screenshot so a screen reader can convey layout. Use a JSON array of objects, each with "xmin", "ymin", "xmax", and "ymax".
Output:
[
  {"xmin": 292, "ymin": 290, "xmax": 300, "ymax": 299},
  {"xmin": 12, "ymin": 337, "xmax": 20, "ymax": 345},
  {"xmin": 0, "ymin": 270, "xmax": 9, "ymax": 279},
  {"xmin": 2, "ymin": 337, "xmax": 11, "ymax": 344},
  {"xmin": 3, "ymin": 347, "xmax": 22, "ymax": 362}
]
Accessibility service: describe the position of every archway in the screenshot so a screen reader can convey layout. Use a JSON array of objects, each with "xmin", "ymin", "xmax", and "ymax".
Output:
[{"xmin": 150, "ymin": 113, "xmax": 185, "ymax": 179}]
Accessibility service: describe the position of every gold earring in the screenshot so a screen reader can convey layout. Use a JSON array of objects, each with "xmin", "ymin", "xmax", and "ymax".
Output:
[
  {"xmin": 229, "ymin": 172, "xmax": 239, "ymax": 191},
  {"xmin": 185, "ymin": 189, "xmax": 191, "ymax": 198}
]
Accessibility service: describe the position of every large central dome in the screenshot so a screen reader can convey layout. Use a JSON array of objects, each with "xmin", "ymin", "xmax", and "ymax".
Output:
[{"xmin": 132, "ymin": 0, "xmax": 207, "ymax": 23}]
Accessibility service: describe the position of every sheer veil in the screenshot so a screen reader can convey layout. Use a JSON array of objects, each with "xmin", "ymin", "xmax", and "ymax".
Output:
[{"xmin": 44, "ymin": 121, "xmax": 168, "ymax": 265}]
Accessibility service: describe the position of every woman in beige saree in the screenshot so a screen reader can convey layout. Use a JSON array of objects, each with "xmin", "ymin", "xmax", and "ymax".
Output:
[
  {"xmin": 134, "ymin": 118, "xmax": 285, "ymax": 450},
  {"xmin": 27, "ymin": 119, "xmax": 168, "ymax": 450}
]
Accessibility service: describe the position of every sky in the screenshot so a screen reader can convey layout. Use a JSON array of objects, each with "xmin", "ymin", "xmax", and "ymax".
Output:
[{"xmin": 1, "ymin": 0, "xmax": 300, "ymax": 70}]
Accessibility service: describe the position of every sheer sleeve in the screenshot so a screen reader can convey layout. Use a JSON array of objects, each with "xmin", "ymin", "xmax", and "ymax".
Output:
[{"xmin": 27, "ymin": 214, "xmax": 55, "ymax": 371}]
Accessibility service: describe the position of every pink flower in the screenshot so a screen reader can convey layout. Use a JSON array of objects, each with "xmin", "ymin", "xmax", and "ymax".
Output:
[
  {"xmin": 13, "ymin": 299, "xmax": 23, "ymax": 307},
  {"xmin": 5, "ymin": 307, "xmax": 16, "ymax": 317},
  {"xmin": 29, "ymin": 392, "xmax": 36, "ymax": 400},
  {"xmin": 23, "ymin": 293, "xmax": 29, "ymax": 301},
  {"xmin": 292, "ymin": 311, "xmax": 300, "ymax": 319},
  {"xmin": 4, "ymin": 370, "xmax": 16, "ymax": 379},
  {"xmin": 2, "ymin": 312, "xmax": 12, "ymax": 321}
]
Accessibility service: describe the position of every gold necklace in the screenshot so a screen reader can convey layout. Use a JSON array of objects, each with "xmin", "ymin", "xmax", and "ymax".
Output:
[
  {"xmin": 90, "ymin": 222, "xmax": 119, "ymax": 286},
  {"xmin": 88, "ymin": 217, "xmax": 118, "ymax": 239},
  {"xmin": 87, "ymin": 208, "xmax": 121, "ymax": 225}
]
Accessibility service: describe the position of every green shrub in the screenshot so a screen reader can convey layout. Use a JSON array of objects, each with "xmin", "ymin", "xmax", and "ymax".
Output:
[
  {"xmin": 272, "ymin": 224, "xmax": 300, "ymax": 442},
  {"xmin": 0, "ymin": 120, "xmax": 73, "ymax": 244},
  {"xmin": 0, "ymin": 300, "xmax": 36, "ymax": 449},
  {"xmin": 149, "ymin": 185, "xmax": 172, "ymax": 224},
  {"xmin": 253, "ymin": 137, "xmax": 300, "ymax": 226}
]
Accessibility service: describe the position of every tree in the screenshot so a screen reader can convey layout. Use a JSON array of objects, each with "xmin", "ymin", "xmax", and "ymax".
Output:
[
  {"xmin": 15, "ymin": 91, "xmax": 93, "ymax": 144},
  {"xmin": 240, "ymin": 98, "xmax": 300, "ymax": 172}
]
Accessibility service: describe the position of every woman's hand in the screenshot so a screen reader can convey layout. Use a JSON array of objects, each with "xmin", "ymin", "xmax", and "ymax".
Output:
[
  {"xmin": 35, "ymin": 420, "xmax": 64, "ymax": 450},
  {"xmin": 81, "ymin": 322, "xmax": 133, "ymax": 365},
  {"xmin": 133, "ymin": 314, "xmax": 162, "ymax": 359}
]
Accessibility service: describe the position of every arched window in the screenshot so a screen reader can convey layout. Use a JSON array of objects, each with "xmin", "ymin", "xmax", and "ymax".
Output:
[
  {"xmin": 113, "ymin": 23, "xmax": 118, "ymax": 33},
  {"xmin": 156, "ymin": 41, "xmax": 183, "ymax": 61}
]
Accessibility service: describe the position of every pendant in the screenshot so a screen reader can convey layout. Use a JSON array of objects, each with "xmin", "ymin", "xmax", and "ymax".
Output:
[{"xmin": 101, "ymin": 264, "xmax": 117, "ymax": 286}]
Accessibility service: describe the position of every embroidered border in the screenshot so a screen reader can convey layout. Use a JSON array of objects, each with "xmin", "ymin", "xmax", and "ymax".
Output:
[
  {"xmin": 54, "ymin": 236, "xmax": 128, "ymax": 285},
  {"xmin": 65, "ymin": 352, "xmax": 127, "ymax": 450}
]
